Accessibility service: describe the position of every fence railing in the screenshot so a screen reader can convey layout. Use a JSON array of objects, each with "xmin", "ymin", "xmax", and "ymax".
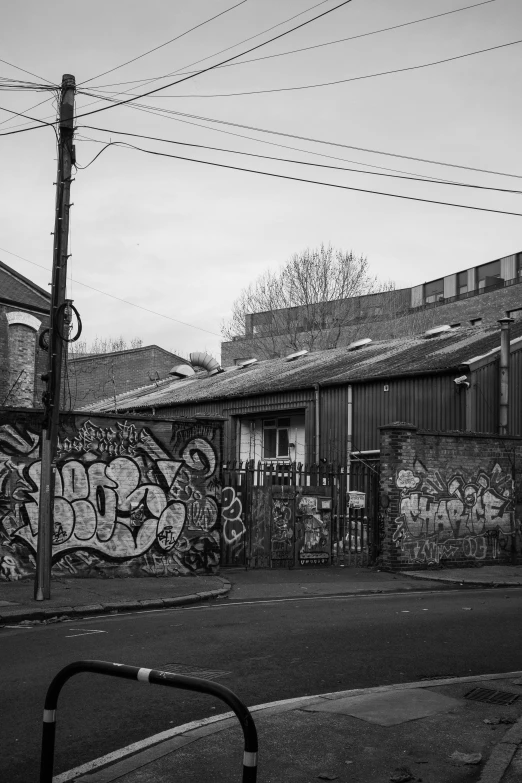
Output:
[
  {"xmin": 221, "ymin": 460, "xmax": 380, "ymax": 569},
  {"xmin": 40, "ymin": 660, "xmax": 258, "ymax": 783}
]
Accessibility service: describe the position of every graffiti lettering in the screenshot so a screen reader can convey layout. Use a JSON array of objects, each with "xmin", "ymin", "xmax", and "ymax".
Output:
[{"xmin": 394, "ymin": 461, "xmax": 515, "ymax": 564}]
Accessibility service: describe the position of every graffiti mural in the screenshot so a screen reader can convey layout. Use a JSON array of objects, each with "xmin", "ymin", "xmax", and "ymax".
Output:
[
  {"xmin": 393, "ymin": 459, "xmax": 517, "ymax": 564},
  {"xmin": 271, "ymin": 492, "xmax": 294, "ymax": 565},
  {"xmin": 295, "ymin": 494, "xmax": 331, "ymax": 566},
  {"xmin": 0, "ymin": 415, "xmax": 222, "ymax": 580},
  {"xmin": 221, "ymin": 486, "xmax": 246, "ymax": 564}
]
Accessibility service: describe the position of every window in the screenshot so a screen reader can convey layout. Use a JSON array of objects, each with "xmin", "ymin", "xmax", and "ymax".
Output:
[
  {"xmin": 424, "ymin": 278, "xmax": 444, "ymax": 304},
  {"xmin": 457, "ymin": 270, "xmax": 468, "ymax": 296},
  {"xmin": 263, "ymin": 417, "xmax": 291, "ymax": 459},
  {"xmin": 477, "ymin": 259, "xmax": 501, "ymax": 289}
]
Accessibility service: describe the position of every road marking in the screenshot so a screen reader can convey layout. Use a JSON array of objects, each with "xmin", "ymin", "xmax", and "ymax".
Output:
[
  {"xmin": 3, "ymin": 625, "xmax": 32, "ymax": 629},
  {"xmin": 65, "ymin": 629, "xmax": 107, "ymax": 638}
]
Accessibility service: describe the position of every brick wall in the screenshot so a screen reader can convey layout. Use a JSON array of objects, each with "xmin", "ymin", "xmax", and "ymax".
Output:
[
  {"xmin": 0, "ymin": 409, "xmax": 223, "ymax": 580},
  {"xmin": 0, "ymin": 305, "xmax": 49, "ymax": 408},
  {"xmin": 379, "ymin": 423, "xmax": 522, "ymax": 570},
  {"xmin": 222, "ymin": 281, "xmax": 522, "ymax": 365},
  {"xmin": 68, "ymin": 346, "xmax": 185, "ymax": 407}
]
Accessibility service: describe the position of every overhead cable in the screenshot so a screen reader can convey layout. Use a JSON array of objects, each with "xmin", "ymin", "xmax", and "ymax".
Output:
[
  {"xmin": 78, "ymin": 0, "xmax": 251, "ymax": 86},
  {"xmin": 115, "ymin": 37, "xmax": 522, "ymax": 98},
  {"xmin": 78, "ymin": 126, "xmax": 522, "ymax": 195},
  {"xmin": 0, "ymin": 246, "xmax": 221, "ymax": 336},
  {"xmin": 87, "ymin": 0, "xmax": 500, "ymax": 87},
  {"xmin": 73, "ymin": 138, "xmax": 522, "ymax": 218}
]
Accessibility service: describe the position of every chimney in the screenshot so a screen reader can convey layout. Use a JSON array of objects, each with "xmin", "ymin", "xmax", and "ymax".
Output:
[{"xmin": 498, "ymin": 317, "xmax": 514, "ymax": 435}]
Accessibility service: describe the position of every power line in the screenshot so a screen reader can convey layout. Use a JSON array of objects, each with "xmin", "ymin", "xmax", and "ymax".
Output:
[
  {"xmin": 89, "ymin": 0, "xmax": 500, "ymax": 87},
  {"xmin": 73, "ymin": 137, "xmax": 522, "ymax": 218},
  {"xmin": 86, "ymin": 0, "xmax": 334, "ymax": 92},
  {"xmin": 71, "ymin": 1, "xmax": 355, "ymax": 121},
  {"xmin": 0, "ymin": 246, "xmax": 222, "ymax": 337},
  {"xmin": 0, "ymin": 57, "xmax": 55, "ymax": 85},
  {"xmin": 78, "ymin": 0, "xmax": 251, "ymax": 86},
  {"xmin": 78, "ymin": 125, "xmax": 522, "ymax": 195},
  {"xmin": 115, "ymin": 104, "xmax": 522, "ymax": 180},
  {"xmin": 114, "ymin": 37, "xmax": 522, "ymax": 98}
]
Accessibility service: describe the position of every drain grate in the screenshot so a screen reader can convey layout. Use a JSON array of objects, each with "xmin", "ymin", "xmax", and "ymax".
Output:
[
  {"xmin": 464, "ymin": 687, "xmax": 519, "ymax": 706},
  {"xmin": 156, "ymin": 664, "xmax": 231, "ymax": 680}
]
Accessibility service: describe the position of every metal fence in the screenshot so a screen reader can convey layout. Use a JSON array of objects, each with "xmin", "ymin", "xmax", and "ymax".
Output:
[{"xmin": 221, "ymin": 458, "xmax": 380, "ymax": 569}]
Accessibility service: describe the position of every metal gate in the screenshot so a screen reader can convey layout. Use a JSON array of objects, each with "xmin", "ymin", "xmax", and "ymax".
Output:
[{"xmin": 221, "ymin": 458, "xmax": 381, "ymax": 568}]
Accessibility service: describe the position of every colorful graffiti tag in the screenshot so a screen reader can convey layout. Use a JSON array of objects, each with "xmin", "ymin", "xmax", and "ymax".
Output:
[
  {"xmin": 393, "ymin": 459, "xmax": 516, "ymax": 564},
  {"xmin": 0, "ymin": 418, "xmax": 221, "ymax": 580}
]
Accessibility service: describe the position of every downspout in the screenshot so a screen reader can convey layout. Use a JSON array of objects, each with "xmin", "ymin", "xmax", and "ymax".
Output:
[
  {"xmin": 346, "ymin": 385, "xmax": 353, "ymax": 476},
  {"xmin": 314, "ymin": 383, "xmax": 320, "ymax": 463},
  {"xmin": 498, "ymin": 317, "xmax": 514, "ymax": 435}
]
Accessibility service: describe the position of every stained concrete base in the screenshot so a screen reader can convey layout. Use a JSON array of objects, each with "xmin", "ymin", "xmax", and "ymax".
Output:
[{"xmin": 304, "ymin": 688, "xmax": 463, "ymax": 726}]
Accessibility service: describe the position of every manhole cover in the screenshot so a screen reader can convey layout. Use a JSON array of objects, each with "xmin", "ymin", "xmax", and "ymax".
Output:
[
  {"xmin": 464, "ymin": 688, "xmax": 519, "ymax": 705},
  {"xmin": 156, "ymin": 664, "xmax": 231, "ymax": 680}
]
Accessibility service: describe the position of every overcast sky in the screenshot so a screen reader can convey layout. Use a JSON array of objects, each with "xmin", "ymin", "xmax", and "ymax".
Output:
[{"xmin": 1, "ymin": 0, "xmax": 521, "ymax": 360}]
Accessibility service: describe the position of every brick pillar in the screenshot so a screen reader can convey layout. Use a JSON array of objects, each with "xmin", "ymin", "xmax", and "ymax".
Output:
[
  {"xmin": 378, "ymin": 422, "xmax": 418, "ymax": 570},
  {"xmin": 5, "ymin": 311, "xmax": 41, "ymax": 407}
]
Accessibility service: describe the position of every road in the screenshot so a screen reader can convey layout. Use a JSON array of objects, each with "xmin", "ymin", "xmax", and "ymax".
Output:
[{"xmin": 2, "ymin": 587, "xmax": 522, "ymax": 783}]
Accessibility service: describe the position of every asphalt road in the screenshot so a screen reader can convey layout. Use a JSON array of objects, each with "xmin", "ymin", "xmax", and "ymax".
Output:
[{"xmin": 2, "ymin": 587, "xmax": 522, "ymax": 783}]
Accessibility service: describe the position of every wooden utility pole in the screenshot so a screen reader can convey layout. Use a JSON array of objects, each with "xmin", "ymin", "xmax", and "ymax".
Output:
[{"xmin": 34, "ymin": 74, "xmax": 76, "ymax": 601}]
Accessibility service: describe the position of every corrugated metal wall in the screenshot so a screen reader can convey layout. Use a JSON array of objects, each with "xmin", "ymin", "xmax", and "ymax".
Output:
[
  {"xmin": 352, "ymin": 374, "xmax": 465, "ymax": 451},
  {"xmin": 471, "ymin": 359, "xmax": 498, "ymax": 434},
  {"xmin": 510, "ymin": 347, "xmax": 522, "ymax": 436}
]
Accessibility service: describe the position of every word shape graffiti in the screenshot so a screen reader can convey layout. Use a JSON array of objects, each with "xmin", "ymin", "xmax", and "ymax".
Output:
[
  {"xmin": 221, "ymin": 487, "xmax": 245, "ymax": 555},
  {"xmin": 1, "ymin": 423, "xmax": 218, "ymax": 565},
  {"xmin": 393, "ymin": 461, "xmax": 514, "ymax": 564}
]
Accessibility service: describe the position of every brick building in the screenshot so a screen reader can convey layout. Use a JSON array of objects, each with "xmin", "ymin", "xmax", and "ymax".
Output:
[
  {"xmin": 67, "ymin": 345, "xmax": 187, "ymax": 408},
  {"xmin": 222, "ymin": 251, "xmax": 522, "ymax": 366},
  {"xmin": 0, "ymin": 259, "xmax": 50, "ymax": 408}
]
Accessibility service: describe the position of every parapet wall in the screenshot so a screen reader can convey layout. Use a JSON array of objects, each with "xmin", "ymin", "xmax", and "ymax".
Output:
[
  {"xmin": 0, "ymin": 409, "xmax": 223, "ymax": 580},
  {"xmin": 379, "ymin": 424, "xmax": 522, "ymax": 570}
]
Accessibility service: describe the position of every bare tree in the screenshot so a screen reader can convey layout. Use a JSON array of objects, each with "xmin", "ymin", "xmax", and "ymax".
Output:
[
  {"xmin": 222, "ymin": 245, "xmax": 394, "ymax": 357},
  {"xmin": 73, "ymin": 336, "xmax": 143, "ymax": 355}
]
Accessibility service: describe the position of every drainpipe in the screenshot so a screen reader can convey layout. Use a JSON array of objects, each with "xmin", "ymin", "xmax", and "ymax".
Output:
[
  {"xmin": 346, "ymin": 385, "xmax": 353, "ymax": 476},
  {"xmin": 498, "ymin": 317, "xmax": 514, "ymax": 435},
  {"xmin": 314, "ymin": 383, "xmax": 320, "ymax": 463}
]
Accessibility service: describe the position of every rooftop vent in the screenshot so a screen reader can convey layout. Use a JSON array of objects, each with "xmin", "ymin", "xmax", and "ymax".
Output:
[
  {"xmin": 423, "ymin": 324, "xmax": 452, "ymax": 339},
  {"xmin": 169, "ymin": 364, "xmax": 195, "ymax": 378},
  {"xmin": 348, "ymin": 338, "xmax": 372, "ymax": 351},
  {"xmin": 285, "ymin": 349, "xmax": 308, "ymax": 362},
  {"xmin": 190, "ymin": 351, "xmax": 224, "ymax": 376},
  {"xmin": 238, "ymin": 358, "xmax": 258, "ymax": 368}
]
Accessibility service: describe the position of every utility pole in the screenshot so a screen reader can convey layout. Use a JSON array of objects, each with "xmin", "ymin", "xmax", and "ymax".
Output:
[{"xmin": 34, "ymin": 74, "xmax": 76, "ymax": 601}]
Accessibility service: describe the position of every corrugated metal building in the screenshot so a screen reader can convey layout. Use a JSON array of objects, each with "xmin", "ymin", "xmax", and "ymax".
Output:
[{"xmin": 85, "ymin": 321, "xmax": 522, "ymax": 465}]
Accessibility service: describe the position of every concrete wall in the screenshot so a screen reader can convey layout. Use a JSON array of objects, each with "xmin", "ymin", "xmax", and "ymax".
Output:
[
  {"xmin": 379, "ymin": 423, "xmax": 522, "ymax": 570},
  {"xmin": 0, "ymin": 409, "xmax": 223, "ymax": 581}
]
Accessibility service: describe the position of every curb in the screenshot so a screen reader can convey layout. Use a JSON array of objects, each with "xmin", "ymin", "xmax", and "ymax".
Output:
[
  {"xmin": 0, "ymin": 582, "xmax": 231, "ymax": 626},
  {"xmin": 399, "ymin": 571, "xmax": 522, "ymax": 588},
  {"xmin": 56, "ymin": 670, "xmax": 522, "ymax": 783}
]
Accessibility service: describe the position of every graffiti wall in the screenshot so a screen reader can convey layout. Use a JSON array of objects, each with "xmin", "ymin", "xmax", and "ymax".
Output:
[
  {"xmin": 0, "ymin": 410, "xmax": 223, "ymax": 580},
  {"xmin": 379, "ymin": 424, "xmax": 522, "ymax": 569}
]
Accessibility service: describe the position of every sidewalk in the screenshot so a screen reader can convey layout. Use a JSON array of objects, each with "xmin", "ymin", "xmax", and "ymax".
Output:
[
  {"xmin": 1, "ymin": 563, "xmax": 521, "ymax": 626},
  {"xmin": 59, "ymin": 672, "xmax": 522, "ymax": 783}
]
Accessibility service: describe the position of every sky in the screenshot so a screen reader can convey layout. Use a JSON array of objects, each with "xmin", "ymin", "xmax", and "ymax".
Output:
[{"xmin": 1, "ymin": 0, "xmax": 521, "ymax": 361}]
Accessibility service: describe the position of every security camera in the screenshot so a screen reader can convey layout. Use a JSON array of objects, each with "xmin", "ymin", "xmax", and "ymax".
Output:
[{"xmin": 454, "ymin": 375, "xmax": 470, "ymax": 388}]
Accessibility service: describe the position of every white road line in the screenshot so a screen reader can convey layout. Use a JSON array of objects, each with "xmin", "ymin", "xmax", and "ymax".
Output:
[{"xmin": 65, "ymin": 629, "xmax": 107, "ymax": 638}]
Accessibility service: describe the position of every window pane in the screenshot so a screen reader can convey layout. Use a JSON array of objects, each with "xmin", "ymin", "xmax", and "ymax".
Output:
[
  {"xmin": 263, "ymin": 419, "xmax": 276, "ymax": 428},
  {"xmin": 277, "ymin": 428, "xmax": 289, "ymax": 457},
  {"xmin": 264, "ymin": 429, "xmax": 277, "ymax": 458},
  {"xmin": 278, "ymin": 417, "xmax": 291, "ymax": 427}
]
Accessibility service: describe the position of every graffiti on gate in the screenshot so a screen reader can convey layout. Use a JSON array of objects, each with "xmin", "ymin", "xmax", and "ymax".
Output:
[
  {"xmin": 0, "ymin": 419, "xmax": 221, "ymax": 580},
  {"xmin": 221, "ymin": 486, "xmax": 246, "ymax": 560},
  {"xmin": 393, "ymin": 460, "xmax": 516, "ymax": 564},
  {"xmin": 271, "ymin": 496, "xmax": 293, "ymax": 562}
]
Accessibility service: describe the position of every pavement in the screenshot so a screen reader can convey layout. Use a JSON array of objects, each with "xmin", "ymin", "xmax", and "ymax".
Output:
[{"xmin": 3, "ymin": 562, "xmax": 522, "ymax": 781}]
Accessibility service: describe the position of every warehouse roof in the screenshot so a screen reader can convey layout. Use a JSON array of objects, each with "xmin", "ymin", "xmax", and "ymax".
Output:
[{"xmin": 84, "ymin": 322, "xmax": 522, "ymax": 412}]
